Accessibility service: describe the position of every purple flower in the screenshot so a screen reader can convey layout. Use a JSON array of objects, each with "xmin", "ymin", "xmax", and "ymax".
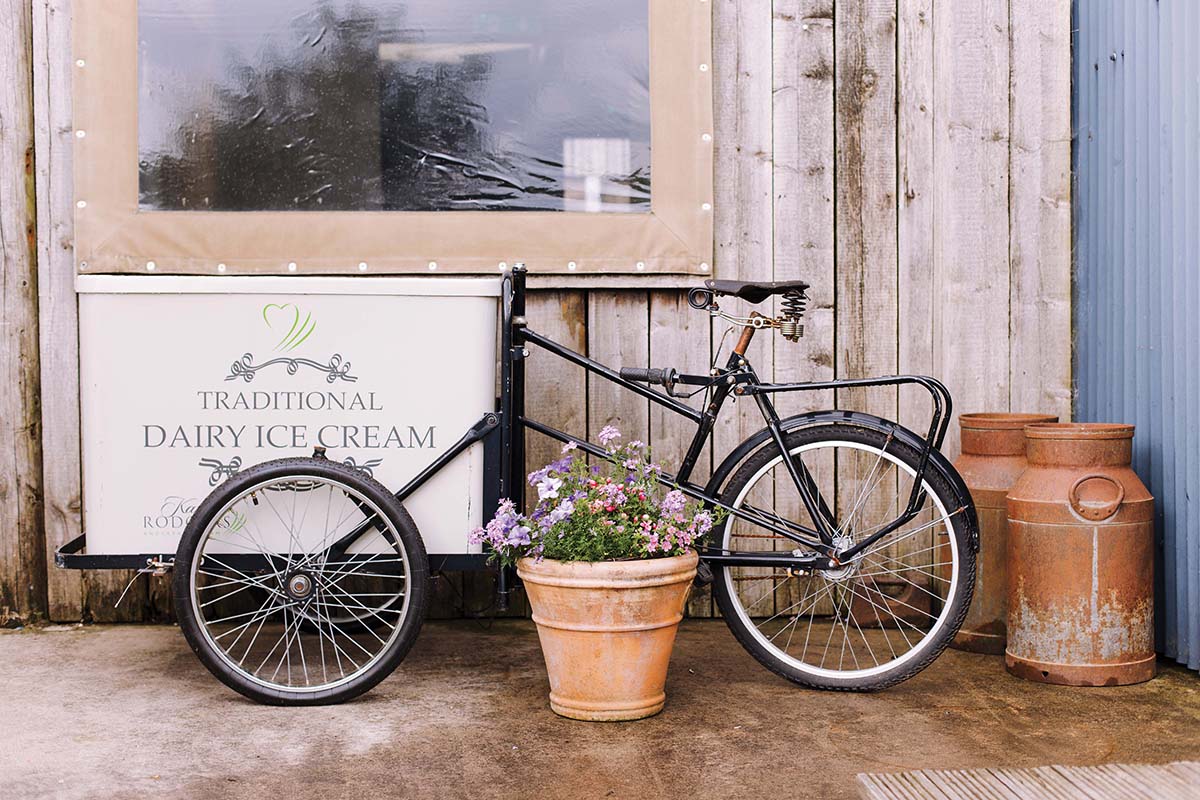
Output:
[
  {"xmin": 561, "ymin": 441, "xmax": 578, "ymax": 453},
  {"xmin": 598, "ymin": 482, "xmax": 627, "ymax": 506},
  {"xmin": 505, "ymin": 525, "xmax": 532, "ymax": 546},
  {"xmin": 598, "ymin": 425, "xmax": 621, "ymax": 446},
  {"xmin": 546, "ymin": 499, "xmax": 575, "ymax": 526},
  {"xmin": 537, "ymin": 475, "xmax": 563, "ymax": 501},
  {"xmin": 661, "ymin": 490, "xmax": 687, "ymax": 515}
]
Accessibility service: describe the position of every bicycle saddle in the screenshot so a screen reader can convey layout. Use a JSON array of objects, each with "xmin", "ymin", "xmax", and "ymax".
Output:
[{"xmin": 703, "ymin": 279, "xmax": 811, "ymax": 305}]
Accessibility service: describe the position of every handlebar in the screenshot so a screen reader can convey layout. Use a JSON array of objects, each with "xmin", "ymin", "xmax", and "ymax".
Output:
[{"xmin": 619, "ymin": 366, "xmax": 679, "ymax": 392}]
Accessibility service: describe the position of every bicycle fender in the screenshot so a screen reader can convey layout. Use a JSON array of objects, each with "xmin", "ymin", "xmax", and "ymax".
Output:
[{"xmin": 704, "ymin": 410, "xmax": 979, "ymax": 552}]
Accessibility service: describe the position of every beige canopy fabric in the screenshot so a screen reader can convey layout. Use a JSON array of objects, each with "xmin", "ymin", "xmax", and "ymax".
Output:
[{"xmin": 73, "ymin": 1, "xmax": 713, "ymax": 277}]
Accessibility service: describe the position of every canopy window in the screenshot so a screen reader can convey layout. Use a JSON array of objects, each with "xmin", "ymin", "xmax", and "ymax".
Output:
[{"xmin": 75, "ymin": 0, "xmax": 713, "ymax": 275}]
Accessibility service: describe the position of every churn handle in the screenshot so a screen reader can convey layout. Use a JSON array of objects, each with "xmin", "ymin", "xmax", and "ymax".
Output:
[{"xmin": 1068, "ymin": 474, "xmax": 1125, "ymax": 521}]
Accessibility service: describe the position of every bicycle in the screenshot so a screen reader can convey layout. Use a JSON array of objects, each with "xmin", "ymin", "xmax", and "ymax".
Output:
[{"xmin": 171, "ymin": 265, "xmax": 979, "ymax": 705}]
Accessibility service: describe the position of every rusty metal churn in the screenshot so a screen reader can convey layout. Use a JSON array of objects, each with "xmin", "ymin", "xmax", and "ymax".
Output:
[
  {"xmin": 951, "ymin": 413, "xmax": 1058, "ymax": 654},
  {"xmin": 1006, "ymin": 423, "xmax": 1155, "ymax": 686}
]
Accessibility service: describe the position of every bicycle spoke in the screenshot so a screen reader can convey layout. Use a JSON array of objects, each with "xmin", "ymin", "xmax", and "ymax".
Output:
[
  {"xmin": 858, "ymin": 554, "xmax": 948, "ymax": 601},
  {"xmin": 721, "ymin": 434, "xmax": 964, "ymax": 683}
]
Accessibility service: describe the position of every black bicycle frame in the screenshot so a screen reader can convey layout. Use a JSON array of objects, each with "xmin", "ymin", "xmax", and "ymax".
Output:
[{"xmin": 500, "ymin": 265, "xmax": 954, "ymax": 573}]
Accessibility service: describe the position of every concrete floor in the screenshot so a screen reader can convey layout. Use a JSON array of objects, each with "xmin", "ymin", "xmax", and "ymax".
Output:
[{"xmin": 3, "ymin": 620, "xmax": 1199, "ymax": 800}]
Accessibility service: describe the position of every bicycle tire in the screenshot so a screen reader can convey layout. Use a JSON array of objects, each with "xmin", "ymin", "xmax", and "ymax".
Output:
[{"xmin": 712, "ymin": 423, "xmax": 975, "ymax": 691}]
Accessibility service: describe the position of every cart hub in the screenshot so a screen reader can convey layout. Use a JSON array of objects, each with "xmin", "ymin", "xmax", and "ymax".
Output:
[{"xmin": 286, "ymin": 572, "xmax": 315, "ymax": 600}]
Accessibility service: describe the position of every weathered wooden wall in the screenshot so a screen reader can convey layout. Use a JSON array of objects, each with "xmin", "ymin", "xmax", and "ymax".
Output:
[
  {"xmin": 1, "ymin": 0, "xmax": 48, "ymax": 625},
  {"xmin": 5, "ymin": 0, "xmax": 1071, "ymax": 623}
]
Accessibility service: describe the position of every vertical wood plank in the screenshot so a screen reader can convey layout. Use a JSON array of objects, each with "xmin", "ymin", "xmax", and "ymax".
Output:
[
  {"xmin": 712, "ymin": 0, "xmax": 775, "ymax": 457},
  {"xmin": 773, "ymin": 0, "xmax": 836, "ymax": 615},
  {"xmin": 33, "ymin": 0, "xmax": 84, "ymax": 621},
  {"xmin": 426, "ymin": 570, "xmax": 464, "ymax": 621},
  {"xmin": 897, "ymin": 0, "xmax": 936, "ymax": 434},
  {"xmin": 649, "ymin": 290, "xmax": 713, "ymax": 615},
  {"xmin": 713, "ymin": 0, "xmax": 774, "ymax": 613},
  {"xmin": 933, "ymin": 0, "xmax": 1012, "ymax": 458},
  {"xmin": 773, "ymin": 0, "xmax": 835, "ymax": 413},
  {"xmin": 47, "ymin": 0, "xmax": 147, "ymax": 622},
  {"xmin": 587, "ymin": 291, "xmax": 650, "ymax": 445},
  {"xmin": 1009, "ymin": 0, "xmax": 1072, "ymax": 421},
  {"xmin": 897, "ymin": 0, "xmax": 950, "ymax": 606},
  {"xmin": 0, "ymin": 0, "xmax": 48, "ymax": 625},
  {"xmin": 648, "ymin": 292, "xmax": 710, "ymax": 473},
  {"xmin": 526, "ymin": 290, "xmax": 588, "ymax": 475},
  {"xmin": 835, "ymin": 0, "xmax": 899, "ymax": 414},
  {"xmin": 835, "ymin": 0, "xmax": 900, "ymax": 571}
]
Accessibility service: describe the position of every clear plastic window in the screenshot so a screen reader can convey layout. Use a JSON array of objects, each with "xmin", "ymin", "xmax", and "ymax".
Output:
[{"xmin": 137, "ymin": 0, "xmax": 651, "ymax": 212}]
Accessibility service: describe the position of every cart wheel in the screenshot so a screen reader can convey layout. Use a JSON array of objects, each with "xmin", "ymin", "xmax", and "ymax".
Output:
[{"xmin": 173, "ymin": 457, "xmax": 429, "ymax": 705}]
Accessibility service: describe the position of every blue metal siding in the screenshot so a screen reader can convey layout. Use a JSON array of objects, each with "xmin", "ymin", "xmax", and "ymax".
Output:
[{"xmin": 1073, "ymin": 0, "xmax": 1200, "ymax": 671}]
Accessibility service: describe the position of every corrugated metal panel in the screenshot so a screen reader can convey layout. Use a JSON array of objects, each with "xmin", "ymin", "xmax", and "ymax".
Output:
[{"xmin": 1073, "ymin": 0, "xmax": 1200, "ymax": 672}]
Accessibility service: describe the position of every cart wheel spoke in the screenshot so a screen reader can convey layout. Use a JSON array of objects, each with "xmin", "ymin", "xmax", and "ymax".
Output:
[{"xmin": 178, "ymin": 463, "xmax": 426, "ymax": 702}]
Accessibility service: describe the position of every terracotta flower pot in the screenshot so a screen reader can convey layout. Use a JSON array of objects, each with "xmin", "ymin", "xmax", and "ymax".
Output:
[{"xmin": 517, "ymin": 550, "xmax": 698, "ymax": 721}]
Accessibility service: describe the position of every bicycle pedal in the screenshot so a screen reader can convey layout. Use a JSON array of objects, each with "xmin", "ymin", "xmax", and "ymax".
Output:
[{"xmin": 693, "ymin": 561, "xmax": 713, "ymax": 587}]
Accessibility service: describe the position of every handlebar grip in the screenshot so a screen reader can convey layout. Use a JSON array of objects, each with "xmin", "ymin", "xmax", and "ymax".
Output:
[{"xmin": 619, "ymin": 367, "xmax": 666, "ymax": 385}]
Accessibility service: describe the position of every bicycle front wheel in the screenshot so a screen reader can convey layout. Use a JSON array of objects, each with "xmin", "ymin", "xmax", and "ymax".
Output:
[
  {"xmin": 173, "ymin": 457, "xmax": 429, "ymax": 705},
  {"xmin": 712, "ymin": 423, "xmax": 975, "ymax": 690}
]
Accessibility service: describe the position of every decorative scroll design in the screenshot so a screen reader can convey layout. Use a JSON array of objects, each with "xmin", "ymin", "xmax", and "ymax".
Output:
[
  {"xmin": 225, "ymin": 353, "xmax": 358, "ymax": 383},
  {"xmin": 341, "ymin": 456, "xmax": 384, "ymax": 478},
  {"xmin": 198, "ymin": 457, "xmax": 243, "ymax": 486},
  {"xmin": 199, "ymin": 455, "xmax": 383, "ymax": 483}
]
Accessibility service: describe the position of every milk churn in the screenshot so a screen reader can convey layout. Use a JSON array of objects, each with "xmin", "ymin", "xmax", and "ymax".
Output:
[
  {"xmin": 951, "ymin": 413, "xmax": 1057, "ymax": 654},
  {"xmin": 1006, "ymin": 423, "xmax": 1155, "ymax": 686}
]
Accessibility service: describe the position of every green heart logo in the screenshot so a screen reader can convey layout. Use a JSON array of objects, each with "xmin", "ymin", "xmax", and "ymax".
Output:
[{"xmin": 262, "ymin": 303, "xmax": 315, "ymax": 352}]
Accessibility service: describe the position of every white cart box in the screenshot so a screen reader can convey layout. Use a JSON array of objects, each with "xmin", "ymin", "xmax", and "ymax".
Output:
[{"xmin": 77, "ymin": 275, "xmax": 500, "ymax": 556}]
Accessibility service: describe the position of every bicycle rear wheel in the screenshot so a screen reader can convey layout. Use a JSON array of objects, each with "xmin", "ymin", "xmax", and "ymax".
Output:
[
  {"xmin": 712, "ymin": 423, "xmax": 975, "ymax": 690},
  {"xmin": 173, "ymin": 457, "xmax": 429, "ymax": 705}
]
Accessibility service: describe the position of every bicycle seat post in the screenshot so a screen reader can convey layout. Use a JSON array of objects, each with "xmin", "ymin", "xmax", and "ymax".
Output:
[{"xmin": 732, "ymin": 312, "xmax": 764, "ymax": 357}]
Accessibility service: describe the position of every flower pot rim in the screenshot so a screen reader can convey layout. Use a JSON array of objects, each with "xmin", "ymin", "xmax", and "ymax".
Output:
[
  {"xmin": 517, "ymin": 549, "xmax": 698, "ymax": 573},
  {"xmin": 516, "ymin": 550, "xmax": 699, "ymax": 589}
]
